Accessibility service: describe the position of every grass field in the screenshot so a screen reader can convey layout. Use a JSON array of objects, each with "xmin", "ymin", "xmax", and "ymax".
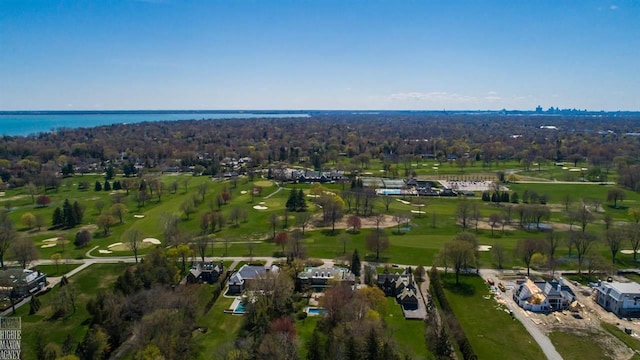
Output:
[
  {"xmin": 441, "ymin": 274, "xmax": 545, "ymax": 359},
  {"xmin": 17, "ymin": 263, "xmax": 129, "ymax": 360},
  {"xmin": 3, "ymin": 167, "xmax": 640, "ymax": 359},
  {"xmin": 549, "ymin": 331, "xmax": 612, "ymax": 360}
]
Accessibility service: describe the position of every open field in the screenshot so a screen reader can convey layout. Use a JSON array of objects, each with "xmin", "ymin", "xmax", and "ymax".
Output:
[
  {"xmin": 441, "ymin": 274, "xmax": 545, "ymax": 359},
  {"xmin": 17, "ymin": 263, "xmax": 129, "ymax": 359},
  {"xmin": 4, "ymin": 166, "xmax": 640, "ymax": 359}
]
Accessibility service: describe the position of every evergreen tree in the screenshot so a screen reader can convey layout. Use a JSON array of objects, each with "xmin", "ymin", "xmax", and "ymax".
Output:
[
  {"xmin": 104, "ymin": 180, "xmax": 111, "ymax": 191},
  {"xmin": 62, "ymin": 199, "xmax": 76, "ymax": 228},
  {"xmin": 52, "ymin": 207, "xmax": 64, "ymax": 227},
  {"xmin": 112, "ymin": 180, "xmax": 122, "ymax": 191},
  {"xmin": 29, "ymin": 295, "xmax": 41, "ymax": 314},
  {"xmin": 344, "ymin": 336, "xmax": 361, "ymax": 360},
  {"xmin": 501, "ymin": 192, "xmax": 510, "ymax": 203},
  {"xmin": 73, "ymin": 201, "xmax": 84, "ymax": 224},
  {"xmin": 94, "ymin": 181, "xmax": 102, "ymax": 192},
  {"xmin": 366, "ymin": 329, "xmax": 380, "ymax": 360},
  {"xmin": 511, "ymin": 192, "xmax": 520, "ymax": 204},
  {"xmin": 286, "ymin": 190, "xmax": 297, "ymax": 211},
  {"xmin": 297, "ymin": 189, "xmax": 307, "ymax": 211},
  {"xmin": 105, "ymin": 165, "xmax": 115, "ymax": 180},
  {"xmin": 351, "ymin": 249, "xmax": 361, "ymax": 276},
  {"xmin": 306, "ymin": 327, "xmax": 326, "ymax": 360}
]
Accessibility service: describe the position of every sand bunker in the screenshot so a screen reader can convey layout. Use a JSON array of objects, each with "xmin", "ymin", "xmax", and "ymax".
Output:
[
  {"xmin": 621, "ymin": 250, "xmax": 639, "ymax": 254},
  {"xmin": 98, "ymin": 250, "xmax": 113, "ymax": 254},
  {"xmin": 108, "ymin": 242, "xmax": 123, "ymax": 248},
  {"xmin": 133, "ymin": 214, "xmax": 145, "ymax": 218},
  {"xmin": 0, "ymin": 192, "xmax": 5, "ymax": 197},
  {"xmin": 253, "ymin": 205, "xmax": 269, "ymax": 210},
  {"xmin": 307, "ymin": 194, "xmax": 320, "ymax": 198},
  {"xmin": 395, "ymin": 199, "xmax": 411, "ymax": 205},
  {"xmin": 411, "ymin": 210, "xmax": 426, "ymax": 214},
  {"xmin": 41, "ymin": 243, "xmax": 56, "ymax": 248},
  {"xmin": 240, "ymin": 190, "xmax": 248, "ymax": 194},
  {"xmin": 42, "ymin": 237, "xmax": 59, "ymax": 242},
  {"xmin": 142, "ymin": 238, "xmax": 161, "ymax": 245},
  {"xmin": 477, "ymin": 245, "xmax": 493, "ymax": 252}
]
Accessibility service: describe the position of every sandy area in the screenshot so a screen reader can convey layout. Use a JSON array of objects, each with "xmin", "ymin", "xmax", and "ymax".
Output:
[
  {"xmin": 133, "ymin": 214, "xmax": 145, "ymax": 218},
  {"xmin": 108, "ymin": 242, "xmax": 123, "ymax": 248},
  {"xmin": 143, "ymin": 238, "xmax": 161, "ymax": 245},
  {"xmin": 41, "ymin": 243, "xmax": 56, "ymax": 248},
  {"xmin": 253, "ymin": 205, "xmax": 269, "ymax": 210}
]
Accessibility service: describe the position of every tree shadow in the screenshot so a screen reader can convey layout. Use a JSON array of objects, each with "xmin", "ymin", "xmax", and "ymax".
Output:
[
  {"xmin": 443, "ymin": 279, "xmax": 476, "ymax": 297},
  {"xmin": 320, "ymin": 229, "xmax": 341, "ymax": 236},
  {"xmin": 363, "ymin": 254, "xmax": 389, "ymax": 263},
  {"xmin": 607, "ymin": 204, "xmax": 629, "ymax": 211}
]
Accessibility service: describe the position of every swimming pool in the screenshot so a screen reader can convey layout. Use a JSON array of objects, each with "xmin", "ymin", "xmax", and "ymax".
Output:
[
  {"xmin": 306, "ymin": 307, "xmax": 327, "ymax": 316},
  {"xmin": 379, "ymin": 189, "xmax": 401, "ymax": 195}
]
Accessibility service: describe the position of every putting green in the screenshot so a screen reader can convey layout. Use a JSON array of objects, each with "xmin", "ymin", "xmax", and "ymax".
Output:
[{"xmin": 254, "ymin": 180, "xmax": 274, "ymax": 188}]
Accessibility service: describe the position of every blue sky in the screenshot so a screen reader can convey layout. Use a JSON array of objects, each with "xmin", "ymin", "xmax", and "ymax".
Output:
[{"xmin": 1, "ymin": 0, "xmax": 638, "ymax": 110}]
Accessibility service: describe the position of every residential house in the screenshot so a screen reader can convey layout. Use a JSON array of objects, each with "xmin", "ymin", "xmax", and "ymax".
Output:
[
  {"xmin": 513, "ymin": 278, "xmax": 575, "ymax": 312},
  {"xmin": 376, "ymin": 268, "xmax": 419, "ymax": 310},
  {"xmin": 187, "ymin": 262, "xmax": 224, "ymax": 284},
  {"xmin": 227, "ymin": 264, "xmax": 279, "ymax": 295},
  {"xmin": 297, "ymin": 266, "xmax": 355, "ymax": 290},
  {"xmin": 595, "ymin": 281, "xmax": 640, "ymax": 317},
  {"xmin": 0, "ymin": 269, "xmax": 47, "ymax": 298}
]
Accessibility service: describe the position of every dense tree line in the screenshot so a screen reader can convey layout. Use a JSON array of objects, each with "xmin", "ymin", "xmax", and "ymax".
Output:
[{"xmin": 3, "ymin": 114, "xmax": 640, "ymax": 190}]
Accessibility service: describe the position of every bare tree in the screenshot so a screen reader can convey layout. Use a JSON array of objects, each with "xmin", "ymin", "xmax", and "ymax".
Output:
[
  {"xmin": 381, "ymin": 195, "xmax": 393, "ymax": 212},
  {"xmin": 516, "ymin": 238, "xmax": 545, "ymax": 276},
  {"xmin": 571, "ymin": 231, "xmax": 597, "ymax": 274},
  {"xmin": 606, "ymin": 188, "xmax": 626, "ymax": 209},
  {"xmin": 488, "ymin": 213, "xmax": 501, "ymax": 237},
  {"xmin": 366, "ymin": 229, "xmax": 389, "ymax": 261},
  {"xmin": 491, "ymin": 242, "xmax": 506, "ymax": 269},
  {"xmin": 295, "ymin": 212, "xmax": 312, "ymax": 235},
  {"xmin": 195, "ymin": 235, "xmax": 209, "ymax": 262},
  {"xmin": 269, "ymin": 213, "xmax": 279, "ymax": 239},
  {"xmin": 443, "ymin": 240, "xmax": 475, "ymax": 284},
  {"xmin": 0, "ymin": 213, "xmax": 18, "ymax": 268},
  {"xmin": 456, "ymin": 201, "xmax": 473, "ymax": 231},
  {"xmin": 605, "ymin": 227, "xmax": 624, "ymax": 264},
  {"xmin": 123, "ymin": 228, "xmax": 144, "ymax": 263},
  {"xmin": 10, "ymin": 237, "xmax": 39, "ymax": 269}
]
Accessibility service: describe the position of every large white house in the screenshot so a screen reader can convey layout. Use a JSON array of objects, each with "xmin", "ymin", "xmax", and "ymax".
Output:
[
  {"xmin": 595, "ymin": 281, "xmax": 640, "ymax": 317},
  {"xmin": 513, "ymin": 278, "xmax": 575, "ymax": 312}
]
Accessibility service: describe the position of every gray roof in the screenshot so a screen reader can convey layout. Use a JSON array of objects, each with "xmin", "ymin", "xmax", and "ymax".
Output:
[{"xmin": 229, "ymin": 264, "xmax": 279, "ymax": 285}]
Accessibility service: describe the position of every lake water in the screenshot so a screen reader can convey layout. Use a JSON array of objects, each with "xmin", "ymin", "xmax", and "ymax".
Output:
[{"xmin": 0, "ymin": 111, "xmax": 309, "ymax": 136}]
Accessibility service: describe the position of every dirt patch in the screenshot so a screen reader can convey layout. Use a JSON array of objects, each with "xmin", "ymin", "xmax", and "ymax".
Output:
[
  {"xmin": 0, "ymin": 195, "xmax": 26, "ymax": 202},
  {"xmin": 306, "ymin": 214, "xmax": 396, "ymax": 231}
]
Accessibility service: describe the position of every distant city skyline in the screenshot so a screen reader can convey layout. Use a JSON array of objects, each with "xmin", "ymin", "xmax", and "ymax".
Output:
[{"xmin": 1, "ymin": 1, "xmax": 638, "ymax": 111}]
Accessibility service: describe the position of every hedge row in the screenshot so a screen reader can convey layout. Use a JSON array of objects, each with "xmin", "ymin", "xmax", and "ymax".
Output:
[{"xmin": 429, "ymin": 267, "xmax": 478, "ymax": 360}]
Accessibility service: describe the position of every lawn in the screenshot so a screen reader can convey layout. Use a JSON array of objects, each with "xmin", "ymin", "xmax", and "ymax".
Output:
[
  {"xmin": 549, "ymin": 331, "xmax": 612, "ymax": 360},
  {"xmin": 30, "ymin": 263, "xmax": 81, "ymax": 277},
  {"xmin": 441, "ymin": 274, "xmax": 545, "ymax": 359},
  {"xmin": 193, "ymin": 293, "xmax": 245, "ymax": 359},
  {"xmin": 383, "ymin": 297, "xmax": 431, "ymax": 359},
  {"xmin": 17, "ymin": 262, "xmax": 128, "ymax": 360}
]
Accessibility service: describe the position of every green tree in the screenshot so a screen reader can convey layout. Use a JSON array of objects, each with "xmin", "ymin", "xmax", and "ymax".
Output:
[{"xmin": 351, "ymin": 249, "xmax": 361, "ymax": 276}]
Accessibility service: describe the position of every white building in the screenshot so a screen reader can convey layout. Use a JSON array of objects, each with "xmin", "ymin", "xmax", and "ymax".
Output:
[
  {"xmin": 513, "ymin": 278, "xmax": 575, "ymax": 312},
  {"xmin": 595, "ymin": 281, "xmax": 640, "ymax": 317}
]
